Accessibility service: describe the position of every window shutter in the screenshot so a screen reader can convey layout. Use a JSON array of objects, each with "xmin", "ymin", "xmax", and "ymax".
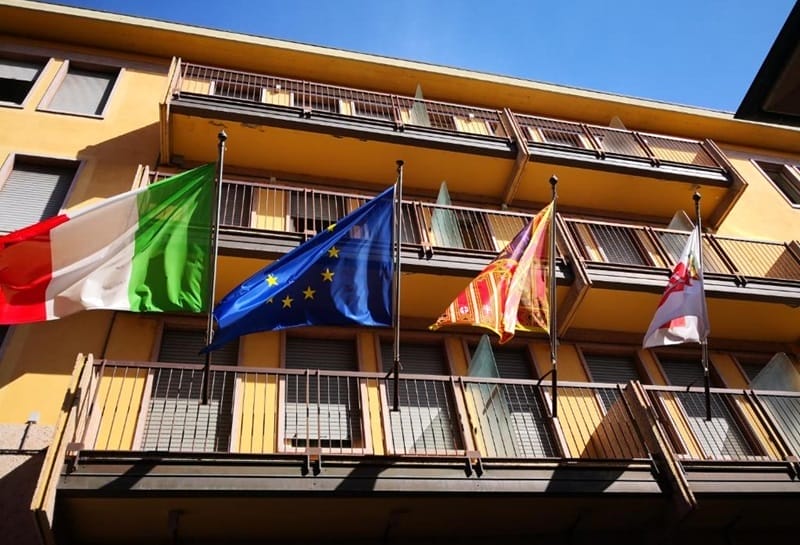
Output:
[
  {"xmin": 140, "ymin": 329, "xmax": 237, "ymax": 452},
  {"xmin": 0, "ymin": 58, "xmax": 42, "ymax": 81},
  {"xmin": 0, "ymin": 162, "xmax": 74, "ymax": 233},
  {"xmin": 284, "ymin": 337, "xmax": 360, "ymax": 447},
  {"xmin": 380, "ymin": 341, "xmax": 460, "ymax": 453},
  {"xmin": 380, "ymin": 342, "xmax": 448, "ymax": 375},
  {"xmin": 660, "ymin": 358, "xmax": 705, "ymax": 387},
  {"xmin": 585, "ymin": 354, "xmax": 640, "ymax": 384},
  {"xmin": 493, "ymin": 347, "xmax": 533, "ymax": 380},
  {"xmin": 49, "ymin": 67, "xmax": 116, "ymax": 115}
]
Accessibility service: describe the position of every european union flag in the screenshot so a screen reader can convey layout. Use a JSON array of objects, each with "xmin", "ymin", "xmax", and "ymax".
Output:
[{"xmin": 204, "ymin": 185, "xmax": 395, "ymax": 352}]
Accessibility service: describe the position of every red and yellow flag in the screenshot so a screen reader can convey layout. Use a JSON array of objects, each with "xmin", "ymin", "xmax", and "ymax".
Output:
[{"xmin": 429, "ymin": 202, "xmax": 553, "ymax": 343}]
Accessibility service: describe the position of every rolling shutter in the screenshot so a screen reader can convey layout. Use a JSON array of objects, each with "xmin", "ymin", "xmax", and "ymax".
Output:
[
  {"xmin": 585, "ymin": 354, "xmax": 640, "ymax": 384},
  {"xmin": 0, "ymin": 161, "xmax": 74, "ymax": 233},
  {"xmin": 659, "ymin": 358, "xmax": 704, "ymax": 387},
  {"xmin": 49, "ymin": 67, "xmax": 116, "ymax": 116},
  {"xmin": 493, "ymin": 346, "xmax": 533, "ymax": 380},
  {"xmin": 0, "ymin": 58, "xmax": 43, "ymax": 104},
  {"xmin": 140, "ymin": 329, "xmax": 237, "ymax": 452},
  {"xmin": 381, "ymin": 341, "xmax": 461, "ymax": 453},
  {"xmin": 284, "ymin": 337, "xmax": 361, "ymax": 448}
]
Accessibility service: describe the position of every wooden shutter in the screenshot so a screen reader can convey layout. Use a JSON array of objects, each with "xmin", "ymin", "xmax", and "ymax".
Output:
[
  {"xmin": 49, "ymin": 67, "xmax": 116, "ymax": 115},
  {"xmin": 381, "ymin": 341, "xmax": 460, "ymax": 453},
  {"xmin": 140, "ymin": 329, "xmax": 237, "ymax": 452},
  {"xmin": 283, "ymin": 337, "xmax": 361, "ymax": 447},
  {"xmin": 0, "ymin": 161, "xmax": 74, "ymax": 233}
]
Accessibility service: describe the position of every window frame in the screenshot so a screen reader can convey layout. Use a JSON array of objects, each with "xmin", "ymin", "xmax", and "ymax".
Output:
[
  {"xmin": 37, "ymin": 59, "xmax": 122, "ymax": 119},
  {"xmin": 0, "ymin": 54, "xmax": 51, "ymax": 108},
  {"xmin": 277, "ymin": 329, "xmax": 372, "ymax": 455},
  {"xmin": 752, "ymin": 158, "xmax": 800, "ymax": 209},
  {"xmin": 577, "ymin": 344, "xmax": 651, "ymax": 385},
  {"xmin": 0, "ymin": 153, "xmax": 82, "ymax": 233}
]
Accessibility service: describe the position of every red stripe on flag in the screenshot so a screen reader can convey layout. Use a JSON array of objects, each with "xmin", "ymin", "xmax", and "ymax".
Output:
[{"xmin": 0, "ymin": 214, "xmax": 69, "ymax": 324}]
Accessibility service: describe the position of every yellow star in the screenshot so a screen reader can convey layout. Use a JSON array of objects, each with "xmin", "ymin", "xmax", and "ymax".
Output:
[
  {"xmin": 303, "ymin": 286, "xmax": 316, "ymax": 300},
  {"xmin": 321, "ymin": 268, "xmax": 334, "ymax": 282},
  {"xmin": 327, "ymin": 246, "xmax": 340, "ymax": 258},
  {"xmin": 266, "ymin": 274, "xmax": 279, "ymax": 287},
  {"xmin": 327, "ymin": 223, "xmax": 336, "ymax": 231},
  {"xmin": 281, "ymin": 295, "xmax": 293, "ymax": 308}
]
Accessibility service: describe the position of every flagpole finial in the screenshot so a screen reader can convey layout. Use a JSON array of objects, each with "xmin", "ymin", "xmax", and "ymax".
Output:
[
  {"xmin": 396, "ymin": 159, "xmax": 404, "ymax": 169},
  {"xmin": 549, "ymin": 175, "xmax": 558, "ymax": 187},
  {"xmin": 218, "ymin": 130, "xmax": 227, "ymax": 144},
  {"xmin": 693, "ymin": 191, "xmax": 701, "ymax": 203}
]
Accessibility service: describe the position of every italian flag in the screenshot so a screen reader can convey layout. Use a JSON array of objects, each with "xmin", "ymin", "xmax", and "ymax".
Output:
[{"xmin": 0, "ymin": 164, "xmax": 215, "ymax": 324}]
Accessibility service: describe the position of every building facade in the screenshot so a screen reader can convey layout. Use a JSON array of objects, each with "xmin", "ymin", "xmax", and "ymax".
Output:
[{"xmin": 0, "ymin": 1, "xmax": 799, "ymax": 544}]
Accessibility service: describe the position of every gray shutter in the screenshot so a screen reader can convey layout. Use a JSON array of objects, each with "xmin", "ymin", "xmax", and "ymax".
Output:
[
  {"xmin": 740, "ymin": 362, "xmax": 766, "ymax": 382},
  {"xmin": 660, "ymin": 357, "xmax": 705, "ymax": 387},
  {"xmin": 140, "ymin": 329, "xmax": 237, "ymax": 452},
  {"xmin": 590, "ymin": 224, "xmax": 647, "ymax": 265},
  {"xmin": 380, "ymin": 342, "xmax": 447, "ymax": 375},
  {"xmin": 466, "ymin": 345, "xmax": 557, "ymax": 458},
  {"xmin": 49, "ymin": 67, "xmax": 116, "ymax": 115},
  {"xmin": 0, "ymin": 58, "xmax": 43, "ymax": 104},
  {"xmin": 381, "ymin": 341, "xmax": 460, "ymax": 453},
  {"xmin": 585, "ymin": 354, "xmax": 640, "ymax": 384},
  {"xmin": 284, "ymin": 337, "xmax": 360, "ymax": 447},
  {"xmin": 0, "ymin": 162, "xmax": 74, "ymax": 233}
]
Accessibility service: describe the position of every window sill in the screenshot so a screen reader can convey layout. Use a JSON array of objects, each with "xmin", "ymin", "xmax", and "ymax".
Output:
[{"xmin": 35, "ymin": 107, "xmax": 105, "ymax": 120}]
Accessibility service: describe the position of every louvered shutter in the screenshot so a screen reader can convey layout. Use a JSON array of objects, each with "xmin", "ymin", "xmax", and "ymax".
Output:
[
  {"xmin": 49, "ymin": 67, "xmax": 116, "ymax": 116},
  {"xmin": 284, "ymin": 337, "xmax": 360, "ymax": 447},
  {"xmin": 0, "ymin": 58, "xmax": 43, "ymax": 104},
  {"xmin": 140, "ymin": 329, "xmax": 237, "ymax": 452},
  {"xmin": 493, "ymin": 347, "xmax": 533, "ymax": 380},
  {"xmin": 380, "ymin": 341, "xmax": 460, "ymax": 453},
  {"xmin": 660, "ymin": 358, "xmax": 705, "ymax": 387},
  {"xmin": 0, "ymin": 162, "xmax": 74, "ymax": 233},
  {"xmin": 585, "ymin": 355, "xmax": 640, "ymax": 384}
]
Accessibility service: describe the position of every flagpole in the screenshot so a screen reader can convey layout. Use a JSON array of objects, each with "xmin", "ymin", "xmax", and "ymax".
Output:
[
  {"xmin": 694, "ymin": 191, "xmax": 711, "ymax": 421},
  {"xmin": 391, "ymin": 160, "xmax": 404, "ymax": 412},
  {"xmin": 549, "ymin": 175, "xmax": 559, "ymax": 419},
  {"xmin": 203, "ymin": 130, "xmax": 227, "ymax": 405}
]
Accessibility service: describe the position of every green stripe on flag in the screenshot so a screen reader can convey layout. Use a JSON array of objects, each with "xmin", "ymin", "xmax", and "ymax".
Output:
[{"xmin": 129, "ymin": 164, "xmax": 215, "ymax": 313}]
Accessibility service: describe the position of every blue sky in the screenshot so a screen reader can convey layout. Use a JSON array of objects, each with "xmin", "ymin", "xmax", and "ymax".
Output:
[{"xmin": 53, "ymin": 0, "xmax": 794, "ymax": 112}]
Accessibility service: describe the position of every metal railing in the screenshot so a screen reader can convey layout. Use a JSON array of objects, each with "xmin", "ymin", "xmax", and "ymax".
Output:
[
  {"xmin": 644, "ymin": 385, "xmax": 797, "ymax": 463},
  {"xmin": 75, "ymin": 361, "xmax": 656, "ymax": 462},
  {"xmin": 514, "ymin": 113, "xmax": 723, "ymax": 172},
  {"xmin": 176, "ymin": 62, "xmax": 508, "ymax": 139},
  {"xmin": 563, "ymin": 218, "xmax": 800, "ymax": 282},
  {"xmin": 172, "ymin": 61, "xmax": 727, "ymax": 173}
]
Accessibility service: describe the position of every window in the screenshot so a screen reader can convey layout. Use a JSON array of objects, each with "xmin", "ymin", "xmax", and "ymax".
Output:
[
  {"xmin": 538, "ymin": 127, "xmax": 586, "ymax": 149},
  {"xmin": 584, "ymin": 353, "xmax": 643, "ymax": 413},
  {"xmin": 45, "ymin": 63, "xmax": 118, "ymax": 116},
  {"xmin": 755, "ymin": 160, "xmax": 800, "ymax": 205},
  {"xmin": 211, "ymin": 79, "xmax": 264, "ymax": 102},
  {"xmin": 289, "ymin": 191, "xmax": 347, "ymax": 235},
  {"xmin": 220, "ymin": 182, "xmax": 254, "ymax": 228},
  {"xmin": 352, "ymin": 100, "xmax": 395, "ymax": 121},
  {"xmin": 139, "ymin": 328, "xmax": 238, "ymax": 452},
  {"xmin": 584, "ymin": 223, "xmax": 649, "ymax": 265},
  {"xmin": 283, "ymin": 336, "xmax": 362, "ymax": 450},
  {"xmin": 0, "ymin": 157, "xmax": 76, "ymax": 234},
  {"xmin": 381, "ymin": 340, "xmax": 462, "ymax": 454},
  {"xmin": 466, "ymin": 343, "xmax": 558, "ymax": 458},
  {"xmin": 0, "ymin": 57, "xmax": 45, "ymax": 105}
]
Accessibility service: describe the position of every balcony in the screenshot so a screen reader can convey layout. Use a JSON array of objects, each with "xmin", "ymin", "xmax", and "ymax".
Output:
[
  {"xmin": 161, "ymin": 60, "xmax": 743, "ymax": 227},
  {"xmin": 40, "ymin": 356, "xmax": 800, "ymax": 543}
]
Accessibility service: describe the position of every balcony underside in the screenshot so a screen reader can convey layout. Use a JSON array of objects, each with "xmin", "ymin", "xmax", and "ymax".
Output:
[
  {"xmin": 55, "ymin": 454, "xmax": 800, "ymax": 544},
  {"xmin": 165, "ymin": 101, "xmax": 738, "ymax": 225}
]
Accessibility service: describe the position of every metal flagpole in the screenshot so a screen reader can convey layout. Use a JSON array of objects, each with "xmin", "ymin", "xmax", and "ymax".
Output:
[
  {"xmin": 549, "ymin": 175, "xmax": 559, "ymax": 419},
  {"xmin": 392, "ymin": 160, "xmax": 404, "ymax": 412},
  {"xmin": 694, "ymin": 191, "xmax": 711, "ymax": 421},
  {"xmin": 203, "ymin": 130, "xmax": 227, "ymax": 405}
]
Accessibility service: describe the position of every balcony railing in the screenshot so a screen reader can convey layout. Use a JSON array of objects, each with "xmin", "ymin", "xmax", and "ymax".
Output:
[
  {"xmin": 176, "ymin": 62, "xmax": 509, "ymax": 140},
  {"xmin": 515, "ymin": 113, "xmax": 722, "ymax": 172},
  {"xmin": 213, "ymin": 177, "xmax": 800, "ymax": 285},
  {"xmin": 75, "ymin": 360, "xmax": 658, "ymax": 462},
  {"xmin": 562, "ymin": 218, "xmax": 800, "ymax": 283},
  {"xmin": 66, "ymin": 359, "xmax": 800, "ymax": 474},
  {"xmin": 171, "ymin": 61, "xmax": 728, "ymax": 175}
]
